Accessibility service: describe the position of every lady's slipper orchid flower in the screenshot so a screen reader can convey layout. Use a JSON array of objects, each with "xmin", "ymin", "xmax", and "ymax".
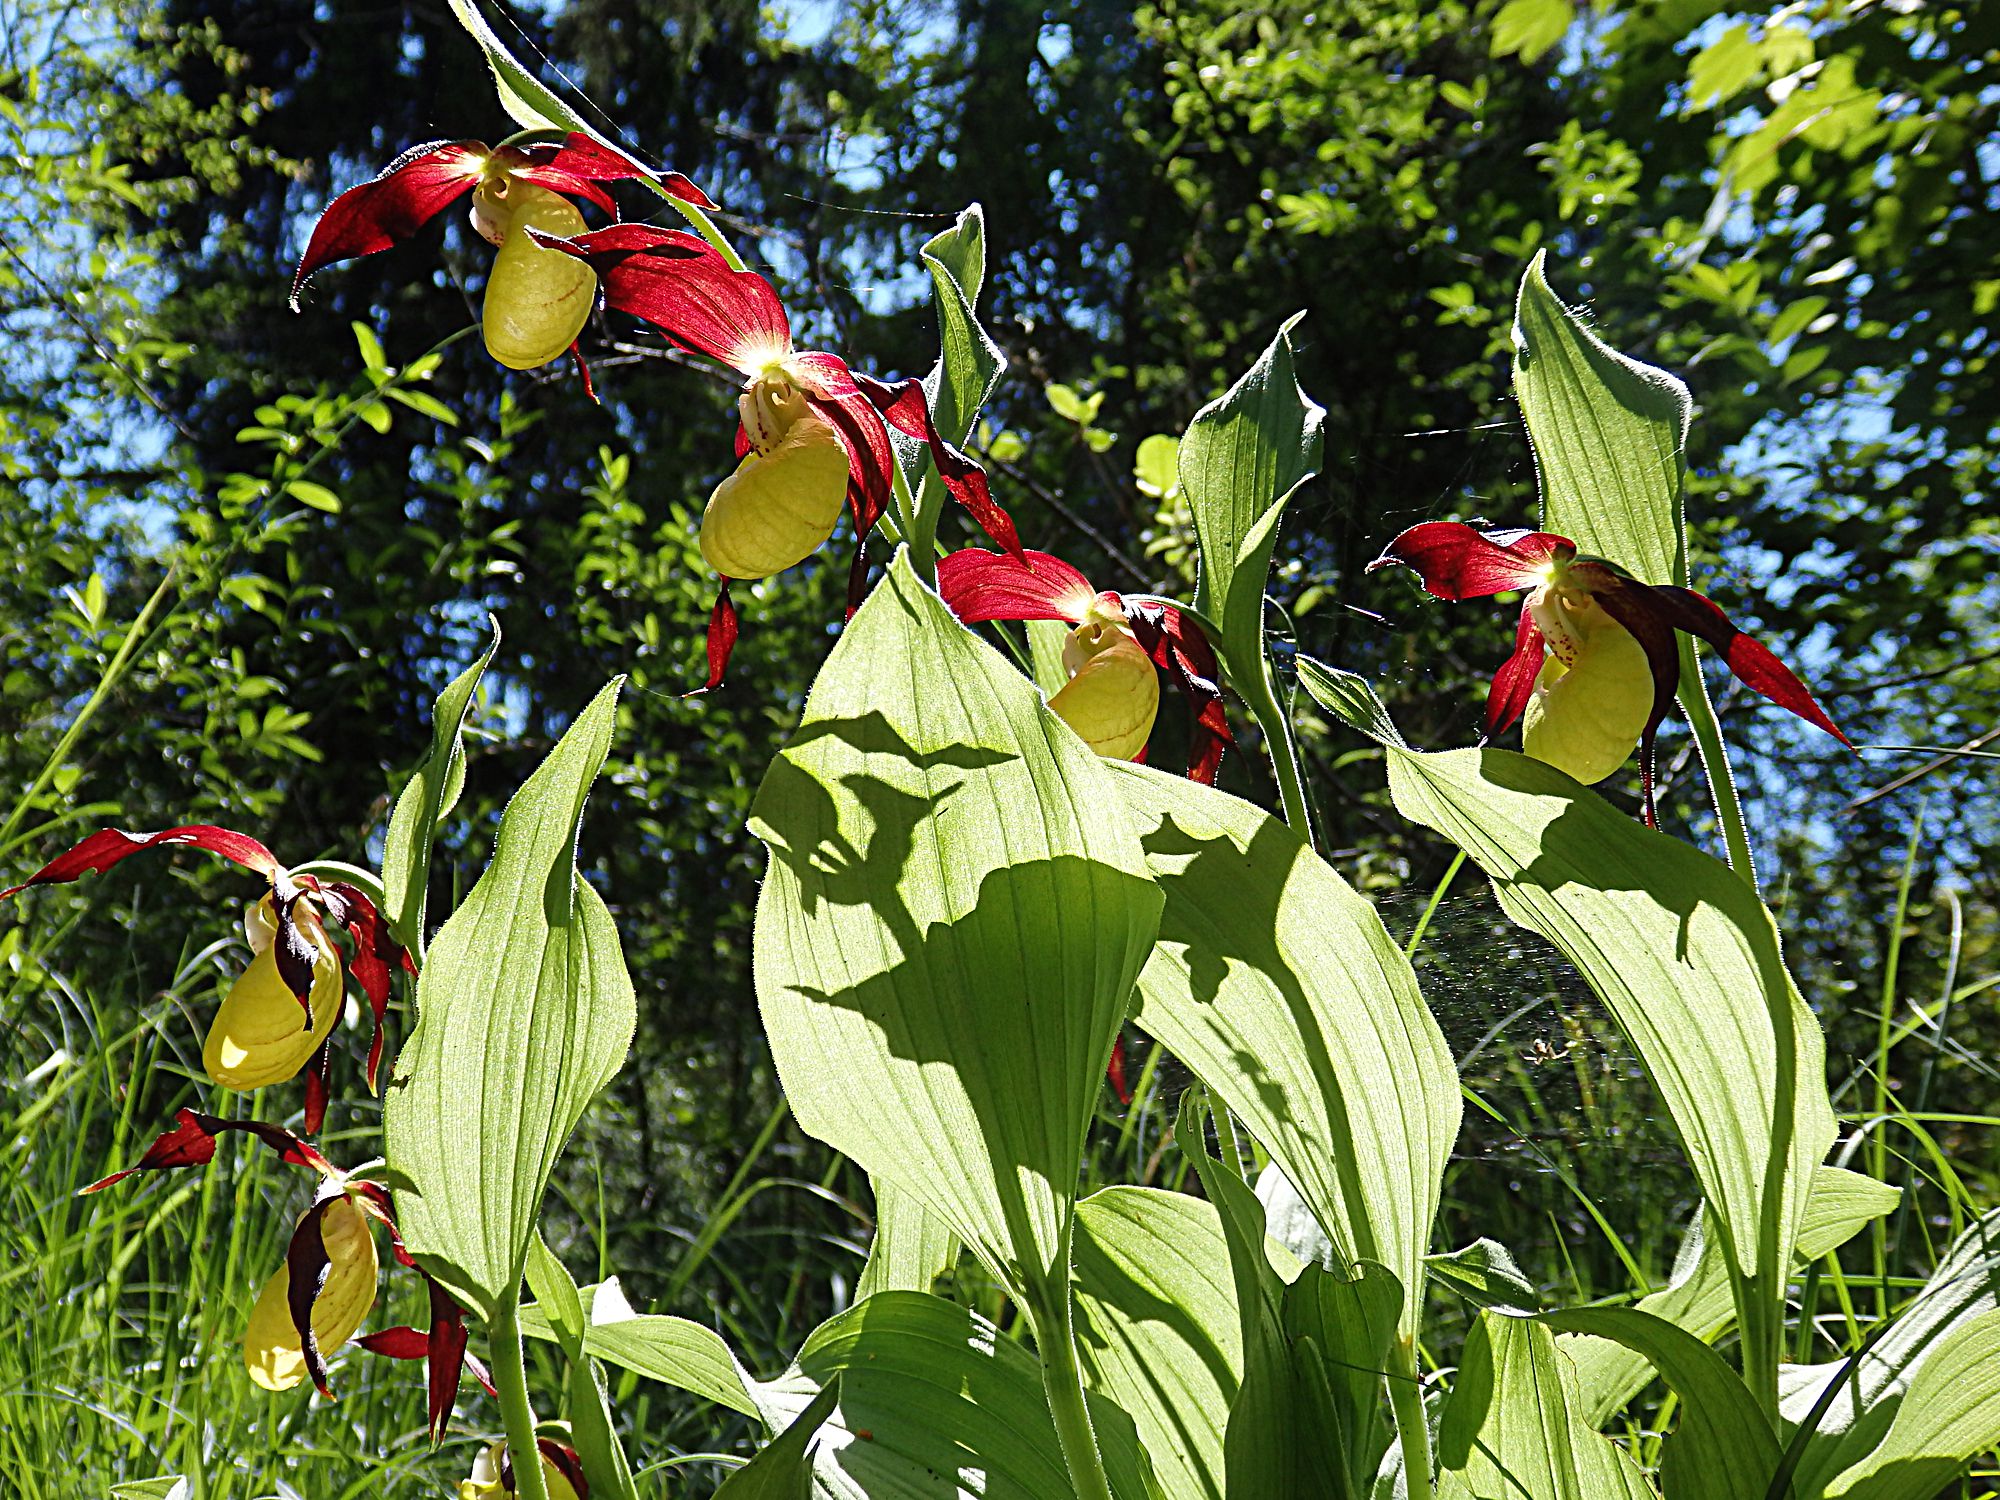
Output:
[
  {"xmin": 936, "ymin": 547, "xmax": 1232, "ymax": 784},
  {"xmin": 84, "ymin": 1108, "xmax": 484, "ymax": 1438},
  {"xmin": 521, "ymin": 224, "xmax": 1026, "ymax": 688},
  {"xmin": 289, "ymin": 132, "xmax": 713, "ymax": 373},
  {"xmin": 460, "ymin": 1438, "xmax": 589, "ymax": 1500},
  {"xmin": 1367, "ymin": 521, "xmax": 1851, "ymax": 821},
  {"xmin": 1, "ymin": 825, "xmax": 408, "ymax": 1130}
]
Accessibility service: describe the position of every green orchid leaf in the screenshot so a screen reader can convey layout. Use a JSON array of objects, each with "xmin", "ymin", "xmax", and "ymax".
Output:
[
  {"xmin": 904, "ymin": 205, "xmax": 1005, "ymax": 555},
  {"xmin": 1567, "ymin": 1167, "xmax": 1901, "ymax": 1424},
  {"xmin": 715, "ymin": 1377, "xmax": 841, "ymax": 1500},
  {"xmin": 1073, "ymin": 1185, "xmax": 1243, "ymax": 1500},
  {"xmin": 1430, "ymin": 1238, "xmax": 1540, "ymax": 1313},
  {"xmin": 383, "ymin": 678, "xmax": 635, "ymax": 1319},
  {"xmin": 1822, "ymin": 1310, "xmax": 2000, "ymax": 1500},
  {"xmin": 524, "ymin": 1236, "xmax": 637, "ymax": 1500},
  {"xmin": 855, "ymin": 1176, "xmax": 960, "ymax": 1300},
  {"xmin": 1542, "ymin": 1306, "xmax": 1782, "ymax": 1500},
  {"xmin": 751, "ymin": 1291, "xmax": 1157, "ymax": 1500},
  {"xmin": 1296, "ymin": 654, "xmax": 1408, "ymax": 749},
  {"xmin": 1513, "ymin": 252, "xmax": 1692, "ymax": 589},
  {"xmin": 1026, "ymin": 617, "xmax": 1073, "ymax": 699},
  {"xmin": 1179, "ymin": 316, "xmax": 1325, "ymax": 669},
  {"xmin": 750, "ymin": 547, "xmax": 1162, "ymax": 1314},
  {"xmin": 446, "ymin": 0, "xmax": 596, "ymax": 137},
  {"xmin": 1109, "ymin": 760, "xmax": 1458, "ymax": 1337},
  {"xmin": 1779, "ymin": 1209, "xmax": 2000, "ymax": 1498},
  {"xmin": 569, "ymin": 1314, "xmax": 762, "ymax": 1418},
  {"xmin": 380, "ymin": 616, "xmax": 498, "ymax": 951},
  {"xmin": 1385, "ymin": 746, "xmax": 1835, "ymax": 1303},
  {"xmin": 1436, "ymin": 1311, "xmax": 1658, "ymax": 1500}
]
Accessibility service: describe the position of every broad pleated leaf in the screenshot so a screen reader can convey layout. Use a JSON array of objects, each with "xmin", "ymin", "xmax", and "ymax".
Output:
[
  {"xmin": 919, "ymin": 205, "xmax": 1002, "ymax": 450},
  {"xmin": 750, "ymin": 1291, "xmax": 1157, "ymax": 1500},
  {"xmin": 855, "ymin": 1177, "xmax": 959, "ymax": 1300},
  {"xmin": 1436, "ymin": 1312, "xmax": 1658, "ymax": 1500},
  {"xmin": 1567, "ymin": 1167, "xmax": 1900, "ymax": 1424},
  {"xmin": 1430, "ymin": 1238, "xmax": 1540, "ymax": 1313},
  {"xmin": 1386, "ymin": 746, "xmax": 1835, "ymax": 1293},
  {"xmin": 1513, "ymin": 252, "xmax": 1692, "ymax": 589},
  {"xmin": 567, "ymin": 1313, "xmax": 763, "ymax": 1418},
  {"xmin": 1542, "ymin": 1307, "xmax": 1781, "ymax": 1500},
  {"xmin": 751, "ymin": 548, "xmax": 1162, "ymax": 1308},
  {"xmin": 1823, "ymin": 1310, "xmax": 2000, "ymax": 1500},
  {"xmin": 715, "ymin": 1380, "xmax": 841, "ymax": 1500},
  {"xmin": 1179, "ymin": 317, "xmax": 1325, "ymax": 667},
  {"xmin": 383, "ymin": 679, "xmax": 635, "ymax": 1318},
  {"xmin": 1779, "ymin": 1209, "xmax": 2000, "ymax": 1498},
  {"xmin": 524, "ymin": 1237, "xmax": 637, "ymax": 1500},
  {"xmin": 1073, "ymin": 1186, "xmax": 1242, "ymax": 1500},
  {"xmin": 1110, "ymin": 761, "xmax": 1458, "ymax": 1333},
  {"xmin": 381, "ymin": 618, "xmax": 498, "ymax": 950}
]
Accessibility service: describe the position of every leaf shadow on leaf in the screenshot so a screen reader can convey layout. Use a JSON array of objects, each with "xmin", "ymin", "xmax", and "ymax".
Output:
[{"xmin": 1072, "ymin": 1212, "xmax": 1240, "ymax": 1401}]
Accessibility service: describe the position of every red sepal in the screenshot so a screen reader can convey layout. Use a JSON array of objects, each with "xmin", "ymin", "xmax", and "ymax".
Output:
[
  {"xmin": 936, "ymin": 548, "xmax": 1098, "ymax": 625},
  {"xmin": 852, "ymin": 371, "xmax": 1024, "ymax": 560},
  {"xmin": 1647, "ymin": 586, "xmax": 1852, "ymax": 748},
  {"xmin": 2, "ymin": 824, "xmax": 283, "ymax": 900},
  {"xmin": 290, "ymin": 141, "xmax": 489, "ymax": 309},
  {"xmin": 521, "ymin": 132, "xmax": 715, "ymax": 210},
  {"xmin": 1484, "ymin": 600, "xmax": 1548, "ymax": 739},
  {"xmin": 324, "ymin": 882, "xmax": 402, "ymax": 1092},
  {"xmin": 357, "ymin": 1273, "xmax": 483, "ymax": 1442},
  {"xmin": 81, "ymin": 1108, "xmax": 335, "ymax": 1194},
  {"xmin": 690, "ymin": 582, "xmax": 740, "ymax": 695},
  {"xmin": 1367, "ymin": 522, "xmax": 1573, "ymax": 601},
  {"xmin": 528, "ymin": 224, "xmax": 789, "ymax": 372},
  {"xmin": 1106, "ymin": 1032, "xmax": 1133, "ymax": 1106},
  {"xmin": 1126, "ymin": 601, "xmax": 1233, "ymax": 785},
  {"xmin": 286, "ymin": 1196, "xmax": 340, "ymax": 1397}
]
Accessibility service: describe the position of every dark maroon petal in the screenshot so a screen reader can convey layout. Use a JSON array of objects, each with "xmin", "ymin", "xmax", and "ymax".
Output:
[
  {"xmin": 290, "ymin": 140, "xmax": 488, "ymax": 309},
  {"xmin": 81, "ymin": 1108, "xmax": 223, "ymax": 1192},
  {"xmin": 1484, "ymin": 600, "xmax": 1549, "ymax": 739},
  {"xmin": 538, "ymin": 1440, "xmax": 590, "ymax": 1498},
  {"xmin": 272, "ymin": 894, "xmax": 323, "ymax": 1021},
  {"xmin": 1578, "ymin": 565, "xmax": 1688, "ymax": 829},
  {"xmin": 804, "ymin": 379, "xmax": 897, "ymax": 545},
  {"xmin": 571, "ymin": 343, "xmax": 598, "ymax": 404},
  {"xmin": 2, "ymin": 825, "xmax": 283, "ymax": 900},
  {"xmin": 1645, "ymin": 585, "xmax": 1853, "ymax": 748},
  {"xmin": 845, "ymin": 538, "xmax": 872, "ymax": 622},
  {"xmin": 688, "ymin": 582, "xmax": 739, "ymax": 695},
  {"xmin": 326, "ymin": 883, "xmax": 402, "ymax": 1093},
  {"xmin": 850, "ymin": 370, "xmax": 1024, "ymax": 560},
  {"xmin": 520, "ymin": 131, "xmax": 716, "ymax": 210},
  {"xmin": 303, "ymin": 1040, "xmax": 332, "ymax": 1136},
  {"xmin": 287, "ymin": 1198, "xmax": 338, "ymax": 1398},
  {"xmin": 1366, "ymin": 522, "xmax": 1574, "ymax": 602},
  {"xmin": 936, "ymin": 548, "xmax": 1098, "ymax": 625},
  {"xmin": 344, "ymin": 1180, "xmax": 415, "ymax": 1268},
  {"xmin": 362, "ymin": 1273, "xmax": 475, "ymax": 1442},
  {"xmin": 355, "ymin": 1326, "xmax": 429, "ymax": 1359},
  {"xmin": 1106, "ymin": 1032, "xmax": 1133, "ymax": 1106},
  {"xmin": 1126, "ymin": 601, "xmax": 1233, "ymax": 785},
  {"xmin": 527, "ymin": 224, "xmax": 789, "ymax": 372}
]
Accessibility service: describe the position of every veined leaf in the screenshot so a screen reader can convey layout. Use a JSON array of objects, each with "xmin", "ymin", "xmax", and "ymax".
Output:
[
  {"xmin": 524, "ymin": 1237, "xmax": 637, "ymax": 1500},
  {"xmin": 383, "ymin": 679, "xmax": 635, "ymax": 1318},
  {"xmin": 905, "ymin": 205, "xmax": 1004, "ymax": 555},
  {"xmin": 1823, "ymin": 1310, "xmax": 2000, "ymax": 1500},
  {"xmin": 1073, "ymin": 1186, "xmax": 1242, "ymax": 1500},
  {"xmin": 1385, "ymin": 746, "xmax": 1835, "ymax": 1295},
  {"xmin": 750, "ymin": 548, "xmax": 1162, "ymax": 1312},
  {"xmin": 715, "ymin": 1379, "xmax": 841, "ymax": 1500},
  {"xmin": 1430, "ymin": 1238, "xmax": 1540, "ymax": 1313},
  {"xmin": 751, "ymin": 1291, "xmax": 1157, "ymax": 1500},
  {"xmin": 1110, "ymin": 761, "xmax": 1458, "ymax": 1337},
  {"xmin": 381, "ymin": 617, "xmax": 499, "ymax": 950},
  {"xmin": 1436, "ymin": 1312, "xmax": 1658, "ymax": 1500},
  {"xmin": 560, "ymin": 1312, "xmax": 763, "ymax": 1419},
  {"xmin": 1179, "ymin": 317, "xmax": 1325, "ymax": 671},
  {"xmin": 855, "ymin": 1177, "xmax": 959, "ymax": 1300}
]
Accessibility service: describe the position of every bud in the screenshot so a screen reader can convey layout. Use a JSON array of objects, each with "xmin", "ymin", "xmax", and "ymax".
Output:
[{"xmin": 482, "ymin": 187, "xmax": 598, "ymax": 371}]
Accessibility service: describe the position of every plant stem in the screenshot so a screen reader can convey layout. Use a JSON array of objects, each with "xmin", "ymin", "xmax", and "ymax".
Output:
[
  {"xmin": 1736, "ymin": 1271, "xmax": 1782, "ymax": 1420},
  {"xmin": 1030, "ymin": 1286, "xmax": 1115, "ymax": 1500},
  {"xmin": 1871, "ymin": 806, "xmax": 1926, "ymax": 1322},
  {"xmin": 490, "ymin": 1297, "xmax": 551, "ymax": 1500},
  {"xmin": 1678, "ymin": 640, "xmax": 1756, "ymax": 888},
  {"xmin": 1388, "ymin": 1339, "xmax": 1435, "ymax": 1500},
  {"xmin": 1239, "ymin": 651, "xmax": 1314, "ymax": 845}
]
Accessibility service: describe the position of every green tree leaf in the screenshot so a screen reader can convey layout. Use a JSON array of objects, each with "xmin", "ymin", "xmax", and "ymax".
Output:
[
  {"xmin": 1134, "ymin": 434, "xmax": 1180, "ymax": 499},
  {"xmin": 1108, "ymin": 761, "xmax": 1458, "ymax": 1338},
  {"xmin": 750, "ymin": 547, "xmax": 1161, "ymax": 1316},
  {"xmin": 1490, "ymin": 0, "xmax": 1574, "ymax": 64},
  {"xmin": 1179, "ymin": 315, "xmax": 1325, "ymax": 671},
  {"xmin": 384, "ymin": 678, "xmax": 635, "ymax": 1318},
  {"xmin": 1073, "ymin": 1185, "xmax": 1242, "ymax": 1500},
  {"xmin": 380, "ymin": 617, "xmax": 499, "ymax": 951}
]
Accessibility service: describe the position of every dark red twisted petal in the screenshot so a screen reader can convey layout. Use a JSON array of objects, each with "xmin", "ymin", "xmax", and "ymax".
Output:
[
  {"xmin": 799, "ymin": 364, "xmax": 897, "ymax": 545},
  {"xmin": 1645, "ymin": 585, "xmax": 1852, "ymax": 748},
  {"xmin": 850, "ymin": 370, "xmax": 1024, "ymax": 560},
  {"xmin": 1579, "ymin": 563, "xmax": 1701, "ymax": 829},
  {"xmin": 527, "ymin": 224, "xmax": 788, "ymax": 372},
  {"xmin": 357, "ymin": 1273, "xmax": 481, "ymax": 1442},
  {"xmin": 344, "ymin": 1180, "xmax": 414, "ymax": 1268},
  {"xmin": 303, "ymin": 1040, "xmax": 333, "ymax": 1136},
  {"xmin": 1126, "ymin": 600, "xmax": 1233, "ymax": 785},
  {"xmin": 538, "ymin": 1440, "xmax": 589, "ymax": 1497},
  {"xmin": 572, "ymin": 343, "xmax": 598, "ymax": 404},
  {"xmin": 936, "ymin": 548, "xmax": 1098, "ymax": 625},
  {"xmin": 290, "ymin": 141, "xmax": 489, "ymax": 309},
  {"xmin": 81, "ymin": 1109, "xmax": 335, "ymax": 1194},
  {"xmin": 1485, "ymin": 600, "xmax": 1549, "ymax": 739},
  {"xmin": 325, "ymin": 882, "xmax": 403, "ymax": 1092},
  {"xmin": 1106, "ymin": 1033, "xmax": 1133, "ymax": 1106},
  {"xmin": 272, "ymin": 891, "xmax": 323, "ymax": 1019},
  {"xmin": 2, "ymin": 825, "xmax": 283, "ymax": 900},
  {"xmin": 287, "ymin": 1197, "xmax": 339, "ymax": 1398},
  {"xmin": 519, "ymin": 131, "xmax": 715, "ymax": 210},
  {"xmin": 688, "ymin": 582, "xmax": 739, "ymax": 695},
  {"xmin": 1366, "ymin": 521, "xmax": 1574, "ymax": 601}
]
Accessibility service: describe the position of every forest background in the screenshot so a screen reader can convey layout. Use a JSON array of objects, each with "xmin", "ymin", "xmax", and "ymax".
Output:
[{"xmin": 0, "ymin": 0, "xmax": 1995, "ymax": 1491}]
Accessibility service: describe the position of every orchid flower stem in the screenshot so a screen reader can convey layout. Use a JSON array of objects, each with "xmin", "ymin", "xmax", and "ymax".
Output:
[
  {"xmin": 1678, "ymin": 643, "xmax": 1757, "ymax": 888},
  {"xmin": 1243, "ymin": 654, "xmax": 1315, "ymax": 846},
  {"xmin": 1389, "ymin": 1339, "xmax": 1436, "ymax": 1500},
  {"xmin": 661, "ymin": 194, "xmax": 748, "ymax": 273},
  {"xmin": 1029, "ymin": 1285, "xmax": 1115, "ymax": 1500},
  {"xmin": 490, "ymin": 1297, "xmax": 551, "ymax": 1500}
]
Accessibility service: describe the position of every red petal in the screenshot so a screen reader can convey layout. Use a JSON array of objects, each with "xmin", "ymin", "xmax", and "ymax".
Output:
[
  {"xmin": 345, "ymin": 1180, "xmax": 415, "ymax": 1268},
  {"xmin": 1581, "ymin": 565, "xmax": 1698, "ymax": 829},
  {"xmin": 520, "ymin": 132, "xmax": 715, "ymax": 210},
  {"xmin": 290, "ymin": 141, "xmax": 488, "ymax": 309},
  {"xmin": 527, "ymin": 224, "xmax": 789, "ymax": 371},
  {"xmin": 1484, "ymin": 601, "xmax": 1548, "ymax": 738},
  {"xmin": 355, "ymin": 1326, "xmax": 428, "ymax": 1359},
  {"xmin": 272, "ymin": 893, "xmax": 322, "ymax": 1018},
  {"xmin": 804, "ymin": 375, "xmax": 897, "ymax": 544},
  {"xmin": 538, "ymin": 1440, "xmax": 589, "ymax": 1497},
  {"xmin": 936, "ymin": 548, "xmax": 1098, "ymax": 624},
  {"xmin": 688, "ymin": 582, "xmax": 740, "ymax": 695},
  {"xmin": 2, "ymin": 825, "xmax": 282, "ymax": 900},
  {"xmin": 286, "ymin": 1199, "xmax": 338, "ymax": 1398},
  {"xmin": 571, "ymin": 342, "xmax": 598, "ymax": 403},
  {"xmin": 1125, "ymin": 600, "xmax": 1233, "ymax": 785},
  {"xmin": 326, "ymin": 883, "xmax": 401, "ymax": 1093},
  {"xmin": 1647, "ymin": 586, "xmax": 1852, "ymax": 748},
  {"xmin": 1106, "ymin": 1032, "xmax": 1132, "ymax": 1105},
  {"xmin": 303, "ymin": 1040, "xmax": 332, "ymax": 1136},
  {"xmin": 1366, "ymin": 522, "xmax": 1574, "ymax": 601},
  {"xmin": 851, "ymin": 371, "xmax": 1024, "ymax": 559},
  {"xmin": 81, "ymin": 1108, "xmax": 222, "ymax": 1193}
]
